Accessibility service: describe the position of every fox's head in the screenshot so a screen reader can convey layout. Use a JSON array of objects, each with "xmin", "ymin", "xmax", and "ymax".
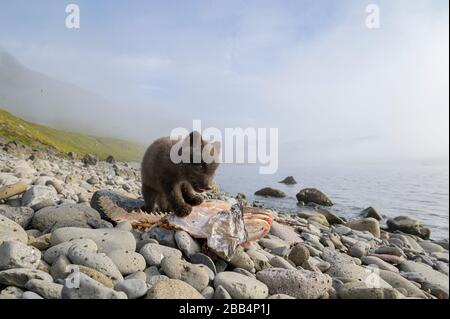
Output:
[{"xmin": 179, "ymin": 131, "xmax": 220, "ymax": 192}]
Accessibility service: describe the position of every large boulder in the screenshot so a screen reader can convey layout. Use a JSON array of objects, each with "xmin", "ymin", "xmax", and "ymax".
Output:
[
  {"xmin": 31, "ymin": 204, "xmax": 101, "ymax": 233},
  {"xmin": 254, "ymin": 187, "xmax": 286, "ymax": 198},
  {"xmin": 296, "ymin": 188, "xmax": 333, "ymax": 206},
  {"xmin": 82, "ymin": 154, "xmax": 97, "ymax": 166},
  {"xmin": 278, "ymin": 176, "xmax": 297, "ymax": 185},
  {"xmin": 361, "ymin": 207, "xmax": 383, "ymax": 220},
  {"xmin": 387, "ymin": 216, "xmax": 431, "ymax": 239}
]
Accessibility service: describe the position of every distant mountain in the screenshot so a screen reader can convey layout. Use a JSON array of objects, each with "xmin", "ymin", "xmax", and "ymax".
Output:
[
  {"xmin": 0, "ymin": 52, "xmax": 140, "ymax": 139},
  {"xmin": 0, "ymin": 108, "xmax": 144, "ymax": 161}
]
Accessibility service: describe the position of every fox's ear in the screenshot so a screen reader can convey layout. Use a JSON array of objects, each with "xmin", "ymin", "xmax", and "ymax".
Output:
[
  {"xmin": 185, "ymin": 131, "xmax": 202, "ymax": 147},
  {"xmin": 182, "ymin": 131, "xmax": 202, "ymax": 149}
]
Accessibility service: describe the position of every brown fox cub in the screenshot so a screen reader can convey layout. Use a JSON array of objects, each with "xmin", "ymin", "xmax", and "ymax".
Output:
[{"xmin": 141, "ymin": 131, "xmax": 220, "ymax": 217}]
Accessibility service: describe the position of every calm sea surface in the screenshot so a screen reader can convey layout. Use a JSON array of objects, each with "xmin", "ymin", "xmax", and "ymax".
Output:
[{"xmin": 215, "ymin": 163, "xmax": 449, "ymax": 241}]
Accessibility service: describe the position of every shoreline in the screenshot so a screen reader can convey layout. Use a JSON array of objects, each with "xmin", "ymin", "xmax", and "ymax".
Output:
[{"xmin": 0, "ymin": 144, "xmax": 448, "ymax": 299}]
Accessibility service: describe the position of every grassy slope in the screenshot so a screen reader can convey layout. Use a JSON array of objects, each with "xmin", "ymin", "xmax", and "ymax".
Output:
[{"xmin": 0, "ymin": 108, "xmax": 144, "ymax": 161}]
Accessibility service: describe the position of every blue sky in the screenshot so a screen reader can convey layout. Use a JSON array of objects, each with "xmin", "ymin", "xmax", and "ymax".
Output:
[{"xmin": 0, "ymin": 0, "xmax": 449, "ymax": 164}]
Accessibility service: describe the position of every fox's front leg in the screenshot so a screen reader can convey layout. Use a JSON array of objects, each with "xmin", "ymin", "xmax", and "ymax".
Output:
[
  {"xmin": 164, "ymin": 183, "xmax": 192, "ymax": 217},
  {"xmin": 181, "ymin": 183, "xmax": 204, "ymax": 206}
]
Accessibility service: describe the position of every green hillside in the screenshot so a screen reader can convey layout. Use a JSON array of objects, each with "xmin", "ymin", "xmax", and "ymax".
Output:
[{"xmin": 0, "ymin": 108, "xmax": 145, "ymax": 161}]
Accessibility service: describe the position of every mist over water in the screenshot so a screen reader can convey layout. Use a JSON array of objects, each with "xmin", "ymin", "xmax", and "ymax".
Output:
[{"xmin": 215, "ymin": 163, "xmax": 449, "ymax": 241}]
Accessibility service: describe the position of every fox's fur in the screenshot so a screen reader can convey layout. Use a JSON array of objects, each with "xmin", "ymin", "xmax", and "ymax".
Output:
[{"xmin": 141, "ymin": 131, "xmax": 220, "ymax": 216}]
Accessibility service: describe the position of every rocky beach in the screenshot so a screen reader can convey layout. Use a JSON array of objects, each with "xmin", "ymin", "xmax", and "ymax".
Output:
[{"xmin": 0, "ymin": 142, "xmax": 448, "ymax": 300}]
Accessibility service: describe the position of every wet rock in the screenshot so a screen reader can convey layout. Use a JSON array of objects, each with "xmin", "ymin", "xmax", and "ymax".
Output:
[
  {"xmin": 297, "ymin": 211, "xmax": 330, "ymax": 227},
  {"xmin": 361, "ymin": 207, "xmax": 383, "ymax": 221},
  {"xmin": 316, "ymin": 208, "xmax": 345, "ymax": 225},
  {"xmin": 254, "ymin": 187, "xmax": 286, "ymax": 198},
  {"xmin": 0, "ymin": 268, "xmax": 53, "ymax": 287},
  {"xmin": 142, "ymin": 227, "xmax": 176, "ymax": 248},
  {"xmin": 139, "ymin": 243, "xmax": 182, "ymax": 266},
  {"xmin": 214, "ymin": 272, "xmax": 268, "ymax": 299},
  {"xmin": 62, "ymin": 273, "xmax": 127, "ymax": 299},
  {"xmin": 0, "ymin": 207, "xmax": 34, "ymax": 229},
  {"xmin": 50, "ymin": 227, "xmax": 136, "ymax": 254},
  {"xmin": 346, "ymin": 218, "xmax": 380, "ymax": 238},
  {"xmin": 257, "ymin": 268, "xmax": 332, "ymax": 299},
  {"xmin": 25, "ymin": 279, "xmax": 63, "ymax": 299},
  {"xmin": 146, "ymin": 279, "xmax": 204, "ymax": 299},
  {"xmin": 296, "ymin": 188, "xmax": 333, "ymax": 206},
  {"xmin": 21, "ymin": 185, "xmax": 58, "ymax": 210},
  {"xmin": 278, "ymin": 176, "xmax": 297, "ymax": 185},
  {"xmin": 106, "ymin": 249, "xmax": 146, "ymax": 275},
  {"xmin": 160, "ymin": 256, "xmax": 210, "ymax": 292},
  {"xmin": 0, "ymin": 215, "xmax": 28, "ymax": 244},
  {"xmin": 387, "ymin": 216, "xmax": 431, "ymax": 240},
  {"xmin": 0, "ymin": 241, "xmax": 41, "ymax": 270},
  {"xmin": 114, "ymin": 279, "xmax": 147, "ymax": 299}
]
